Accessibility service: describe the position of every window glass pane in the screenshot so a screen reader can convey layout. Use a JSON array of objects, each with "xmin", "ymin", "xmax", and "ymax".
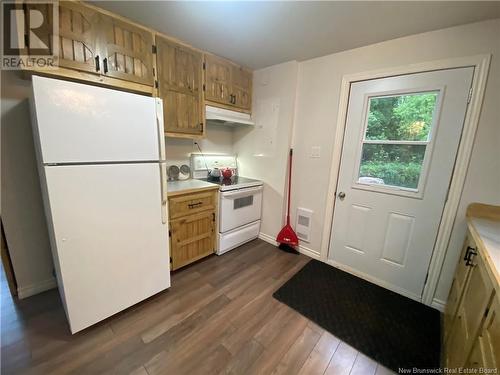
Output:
[
  {"xmin": 366, "ymin": 92, "xmax": 438, "ymax": 141},
  {"xmin": 358, "ymin": 144, "xmax": 426, "ymax": 189}
]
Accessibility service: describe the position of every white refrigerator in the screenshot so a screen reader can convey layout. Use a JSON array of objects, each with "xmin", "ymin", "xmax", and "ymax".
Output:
[{"xmin": 29, "ymin": 76, "xmax": 170, "ymax": 334}]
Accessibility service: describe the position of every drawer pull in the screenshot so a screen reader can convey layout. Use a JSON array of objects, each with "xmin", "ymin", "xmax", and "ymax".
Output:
[{"xmin": 188, "ymin": 201, "xmax": 203, "ymax": 209}]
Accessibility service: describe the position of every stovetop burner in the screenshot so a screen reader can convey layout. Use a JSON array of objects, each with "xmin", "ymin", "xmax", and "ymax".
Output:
[{"xmin": 198, "ymin": 176, "xmax": 263, "ymax": 191}]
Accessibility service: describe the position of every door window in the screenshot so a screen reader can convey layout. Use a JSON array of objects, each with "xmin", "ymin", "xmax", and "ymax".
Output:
[{"xmin": 356, "ymin": 91, "xmax": 440, "ymax": 193}]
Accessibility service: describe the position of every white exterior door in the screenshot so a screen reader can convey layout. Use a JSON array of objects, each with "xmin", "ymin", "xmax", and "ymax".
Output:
[{"xmin": 329, "ymin": 67, "xmax": 474, "ymax": 300}]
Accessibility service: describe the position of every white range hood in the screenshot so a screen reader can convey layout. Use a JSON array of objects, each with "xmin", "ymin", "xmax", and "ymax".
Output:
[{"xmin": 205, "ymin": 105, "xmax": 254, "ymax": 126}]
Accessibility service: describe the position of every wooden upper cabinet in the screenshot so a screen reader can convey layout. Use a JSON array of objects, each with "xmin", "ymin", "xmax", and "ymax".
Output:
[
  {"xmin": 156, "ymin": 36, "xmax": 204, "ymax": 137},
  {"xmin": 231, "ymin": 65, "xmax": 252, "ymax": 111},
  {"xmin": 204, "ymin": 54, "xmax": 232, "ymax": 106},
  {"xmin": 204, "ymin": 54, "xmax": 252, "ymax": 113},
  {"xmin": 57, "ymin": 2, "xmax": 100, "ymax": 74},
  {"xmin": 25, "ymin": 2, "xmax": 100, "ymax": 74},
  {"xmin": 99, "ymin": 15, "xmax": 155, "ymax": 86}
]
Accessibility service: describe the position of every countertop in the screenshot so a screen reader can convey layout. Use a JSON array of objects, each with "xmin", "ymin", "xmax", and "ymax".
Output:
[
  {"xmin": 467, "ymin": 203, "xmax": 500, "ymax": 293},
  {"xmin": 167, "ymin": 179, "xmax": 219, "ymax": 197}
]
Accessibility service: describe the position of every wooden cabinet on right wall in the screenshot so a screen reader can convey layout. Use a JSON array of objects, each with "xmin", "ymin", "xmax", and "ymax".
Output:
[
  {"xmin": 444, "ymin": 203, "xmax": 500, "ymax": 371},
  {"xmin": 204, "ymin": 54, "xmax": 252, "ymax": 113}
]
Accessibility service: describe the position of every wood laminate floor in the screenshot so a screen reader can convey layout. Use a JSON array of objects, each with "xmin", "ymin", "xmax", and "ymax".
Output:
[{"xmin": 1, "ymin": 239, "xmax": 395, "ymax": 375}]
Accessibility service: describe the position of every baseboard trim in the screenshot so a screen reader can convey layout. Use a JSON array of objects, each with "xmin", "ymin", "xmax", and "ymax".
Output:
[
  {"xmin": 17, "ymin": 277, "xmax": 57, "ymax": 299},
  {"xmin": 258, "ymin": 232, "xmax": 320, "ymax": 260},
  {"xmin": 431, "ymin": 298, "xmax": 446, "ymax": 312}
]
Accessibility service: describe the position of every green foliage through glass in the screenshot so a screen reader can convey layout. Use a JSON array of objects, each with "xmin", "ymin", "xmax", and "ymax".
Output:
[
  {"xmin": 366, "ymin": 92, "xmax": 438, "ymax": 141},
  {"xmin": 358, "ymin": 91, "xmax": 438, "ymax": 190},
  {"xmin": 359, "ymin": 144, "xmax": 426, "ymax": 189}
]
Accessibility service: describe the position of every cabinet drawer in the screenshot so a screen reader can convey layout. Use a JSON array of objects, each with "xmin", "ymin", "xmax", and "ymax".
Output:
[{"xmin": 169, "ymin": 190, "xmax": 217, "ymax": 219}]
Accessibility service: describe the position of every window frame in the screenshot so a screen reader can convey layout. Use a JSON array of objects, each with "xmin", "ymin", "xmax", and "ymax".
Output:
[{"xmin": 351, "ymin": 86, "xmax": 445, "ymax": 199}]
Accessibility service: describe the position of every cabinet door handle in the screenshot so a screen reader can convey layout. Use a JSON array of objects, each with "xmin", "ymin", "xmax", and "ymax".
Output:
[
  {"xmin": 95, "ymin": 56, "xmax": 100, "ymax": 72},
  {"xmin": 103, "ymin": 58, "xmax": 108, "ymax": 74},
  {"xmin": 465, "ymin": 247, "xmax": 477, "ymax": 266},
  {"xmin": 464, "ymin": 246, "xmax": 474, "ymax": 261}
]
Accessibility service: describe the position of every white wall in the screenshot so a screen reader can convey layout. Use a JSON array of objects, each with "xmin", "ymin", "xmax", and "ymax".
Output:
[
  {"xmin": 291, "ymin": 19, "xmax": 500, "ymax": 304},
  {"xmin": 165, "ymin": 125, "xmax": 234, "ymax": 166},
  {"xmin": 233, "ymin": 61, "xmax": 299, "ymax": 240},
  {"xmin": 1, "ymin": 70, "xmax": 56, "ymax": 298}
]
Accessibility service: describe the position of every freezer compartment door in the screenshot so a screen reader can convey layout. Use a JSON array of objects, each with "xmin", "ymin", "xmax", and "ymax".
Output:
[
  {"xmin": 44, "ymin": 163, "xmax": 170, "ymax": 333},
  {"xmin": 31, "ymin": 76, "xmax": 164, "ymax": 164}
]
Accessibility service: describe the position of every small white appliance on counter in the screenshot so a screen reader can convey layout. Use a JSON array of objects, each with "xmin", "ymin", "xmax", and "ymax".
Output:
[
  {"xmin": 30, "ymin": 76, "xmax": 170, "ymax": 334},
  {"xmin": 191, "ymin": 154, "xmax": 263, "ymax": 255}
]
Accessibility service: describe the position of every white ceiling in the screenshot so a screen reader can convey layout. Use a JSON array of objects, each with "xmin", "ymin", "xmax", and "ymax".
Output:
[{"xmin": 92, "ymin": 1, "xmax": 500, "ymax": 69}]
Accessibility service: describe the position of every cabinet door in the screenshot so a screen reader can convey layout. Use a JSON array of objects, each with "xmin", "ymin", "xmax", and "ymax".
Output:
[
  {"xmin": 204, "ymin": 54, "xmax": 232, "ymax": 106},
  {"xmin": 100, "ymin": 15, "xmax": 155, "ymax": 86},
  {"xmin": 466, "ymin": 336, "xmax": 487, "ymax": 370},
  {"xmin": 231, "ymin": 66, "xmax": 252, "ymax": 111},
  {"xmin": 444, "ymin": 235, "xmax": 476, "ymax": 341},
  {"xmin": 156, "ymin": 36, "xmax": 203, "ymax": 137},
  {"xmin": 480, "ymin": 294, "xmax": 499, "ymax": 369},
  {"xmin": 170, "ymin": 211, "xmax": 215, "ymax": 270},
  {"xmin": 25, "ymin": 2, "xmax": 100, "ymax": 74},
  {"xmin": 445, "ymin": 253, "xmax": 494, "ymax": 368}
]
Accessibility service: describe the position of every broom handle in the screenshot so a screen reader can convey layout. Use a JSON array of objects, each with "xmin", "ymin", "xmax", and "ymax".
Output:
[{"xmin": 287, "ymin": 149, "xmax": 293, "ymax": 225}]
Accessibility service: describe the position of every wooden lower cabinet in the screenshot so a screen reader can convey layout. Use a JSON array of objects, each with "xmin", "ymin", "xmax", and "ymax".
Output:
[
  {"xmin": 444, "ymin": 228, "xmax": 498, "ymax": 370},
  {"xmin": 444, "ymin": 236, "xmax": 476, "ymax": 341},
  {"xmin": 168, "ymin": 189, "xmax": 218, "ymax": 270}
]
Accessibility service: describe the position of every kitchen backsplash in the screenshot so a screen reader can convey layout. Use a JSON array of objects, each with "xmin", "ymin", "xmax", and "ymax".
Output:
[{"xmin": 165, "ymin": 125, "xmax": 235, "ymax": 167}]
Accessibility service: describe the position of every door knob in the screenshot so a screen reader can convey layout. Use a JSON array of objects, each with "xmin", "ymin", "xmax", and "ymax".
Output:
[{"xmin": 338, "ymin": 192, "xmax": 346, "ymax": 200}]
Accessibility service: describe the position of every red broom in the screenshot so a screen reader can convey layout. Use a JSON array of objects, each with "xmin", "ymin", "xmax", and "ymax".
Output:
[{"xmin": 276, "ymin": 149, "xmax": 299, "ymax": 254}]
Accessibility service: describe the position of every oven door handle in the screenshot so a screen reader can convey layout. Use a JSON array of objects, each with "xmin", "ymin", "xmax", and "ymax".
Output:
[{"xmin": 221, "ymin": 186, "xmax": 263, "ymax": 199}]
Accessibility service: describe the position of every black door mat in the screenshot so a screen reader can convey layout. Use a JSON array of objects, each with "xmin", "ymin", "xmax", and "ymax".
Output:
[{"xmin": 273, "ymin": 260, "xmax": 441, "ymax": 373}]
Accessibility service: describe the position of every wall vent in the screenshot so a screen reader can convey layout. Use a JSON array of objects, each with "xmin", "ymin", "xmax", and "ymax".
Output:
[{"xmin": 296, "ymin": 208, "xmax": 313, "ymax": 243}]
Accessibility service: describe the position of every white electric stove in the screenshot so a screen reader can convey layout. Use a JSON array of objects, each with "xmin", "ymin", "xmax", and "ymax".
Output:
[{"xmin": 191, "ymin": 154, "xmax": 263, "ymax": 255}]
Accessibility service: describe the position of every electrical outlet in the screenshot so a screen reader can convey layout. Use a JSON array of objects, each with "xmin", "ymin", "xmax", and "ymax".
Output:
[{"xmin": 311, "ymin": 146, "xmax": 321, "ymax": 158}]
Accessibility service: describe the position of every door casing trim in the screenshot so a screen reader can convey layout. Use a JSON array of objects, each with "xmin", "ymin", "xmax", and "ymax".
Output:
[{"xmin": 320, "ymin": 54, "xmax": 491, "ymax": 306}]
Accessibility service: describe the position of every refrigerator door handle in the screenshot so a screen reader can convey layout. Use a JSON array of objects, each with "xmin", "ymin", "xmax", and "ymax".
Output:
[
  {"xmin": 159, "ymin": 162, "xmax": 168, "ymax": 224},
  {"xmin": 156, "ymin": 99, "xmax": 166, "ymax": 161}
]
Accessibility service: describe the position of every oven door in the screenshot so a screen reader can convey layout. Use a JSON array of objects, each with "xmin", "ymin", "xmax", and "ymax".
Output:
[{"xmin": 219, "ymin": 186, "xmax": 263, "ymax": 233}]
